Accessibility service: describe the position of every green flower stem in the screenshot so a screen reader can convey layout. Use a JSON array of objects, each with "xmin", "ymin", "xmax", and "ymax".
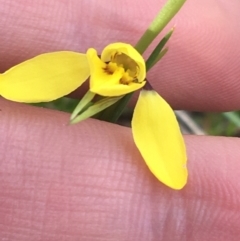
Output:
[{"xmin": 135, "ymin": 0, "xmax": 186, "ymax": 54}]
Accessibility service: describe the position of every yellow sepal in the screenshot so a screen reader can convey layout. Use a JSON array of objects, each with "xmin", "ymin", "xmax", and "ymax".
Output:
[
  {"xmin": 132, "ymin": 90, "xmax": 188, "ymax": 189},
  {"xmin": 0, "ymin": 51, "xmax": 90, "ymax": 103}
]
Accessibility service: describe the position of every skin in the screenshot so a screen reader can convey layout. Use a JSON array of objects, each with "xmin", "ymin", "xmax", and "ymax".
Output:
[{"xmin": 1, "ymin": 0, "xmax": 240, "ymax": 240}]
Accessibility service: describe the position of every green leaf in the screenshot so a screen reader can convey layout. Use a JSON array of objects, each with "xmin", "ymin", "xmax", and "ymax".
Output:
[
  {"xmin": 70, "ymin": 96, "xmax": 123, "ymax": 124},
  {"xmin": 70, "ymin": 91, "xmax": 95, "ymax": 121},
  {"xmin": 146, "ymin": 27, "xmax": 173, "ymax": 71},
  {"xmin": 96, "ymin": 93, "xmax": 133, "ymax": 123},
  {"xmin": 147, "ymin": 48, "xmax": 168, "ymax": 71}
]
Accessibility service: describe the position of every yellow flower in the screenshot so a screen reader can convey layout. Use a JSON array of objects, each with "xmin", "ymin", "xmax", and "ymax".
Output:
[{"xmin": 0, "ymin": 42, "xmax": 187, "ymax": 189}]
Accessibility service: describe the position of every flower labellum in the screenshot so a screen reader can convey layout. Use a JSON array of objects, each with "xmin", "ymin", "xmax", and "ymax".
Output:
[{"xmin": 87, "ymin": 43, "xmax": 146, "ymax": 97}]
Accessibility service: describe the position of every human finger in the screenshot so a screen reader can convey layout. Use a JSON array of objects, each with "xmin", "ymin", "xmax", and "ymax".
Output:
[{"xmin": 0, "ymin": 99, "xmax": 240, "ymax": 240}]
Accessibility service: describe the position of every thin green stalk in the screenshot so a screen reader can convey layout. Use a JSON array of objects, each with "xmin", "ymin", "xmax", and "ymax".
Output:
[{"xmin": 135, "ymin": 0, "xmax": 186, "ymax": 54}]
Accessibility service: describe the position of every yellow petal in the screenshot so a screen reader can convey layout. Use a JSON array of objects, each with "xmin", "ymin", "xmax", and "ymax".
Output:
[
  {"xmin": 87, "ymin": 48, "xmax": 122, "ymax": 91},
  {"xmin": 132, "ymin": 90, "xmax": 188, "ymax": 190},
  {"xmin": 101, "ymin": 43, "xmax": 146, "ymax": 82},
  {"xmin": 0, "ymin": 51, "xmax": 90, "ymax": 103}
]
